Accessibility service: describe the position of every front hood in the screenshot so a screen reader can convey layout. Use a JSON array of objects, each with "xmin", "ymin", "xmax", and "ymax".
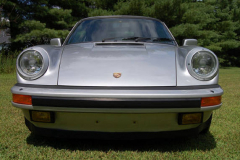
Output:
[{"xmin": 58, "ymin": 43, "xmax": 177, "ymax": 86}]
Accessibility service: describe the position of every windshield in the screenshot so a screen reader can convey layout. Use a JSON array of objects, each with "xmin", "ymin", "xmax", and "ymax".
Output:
[{"xmin": 67, "ymin": 18, "xmax": 175, "ymax": 45}]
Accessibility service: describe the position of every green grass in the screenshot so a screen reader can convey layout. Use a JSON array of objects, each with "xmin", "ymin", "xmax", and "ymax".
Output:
[
  {"xmin": 0, "ymin": 52, "xmax": 18, "ymax": 74},
  {"xmin": 0, "ymin": 68, "xmax": 240, "ymax": 159}
]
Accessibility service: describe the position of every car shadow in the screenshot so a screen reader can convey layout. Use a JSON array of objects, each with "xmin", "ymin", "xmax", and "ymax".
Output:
[{"xmin": 26, "ymin": 132, "xmax": 216, "ymax": 152}]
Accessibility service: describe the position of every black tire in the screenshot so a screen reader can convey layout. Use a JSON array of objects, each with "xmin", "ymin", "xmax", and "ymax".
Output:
[{"xmin": 200, "ymin": 114, "xmax": 212, "ymax": 134}]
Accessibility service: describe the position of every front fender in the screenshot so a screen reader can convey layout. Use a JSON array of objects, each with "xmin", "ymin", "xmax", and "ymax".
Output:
[{"xmin": 16, "ymin": 45, "xmax": 64, "ymax": 85}]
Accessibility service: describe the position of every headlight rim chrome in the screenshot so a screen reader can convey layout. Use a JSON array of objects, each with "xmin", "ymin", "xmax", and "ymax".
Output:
[
  {"xmin": 17, "ymin": 47, "xmax": 49, "ymax": 80},
  {"xmin": 186, "ymin": 48, "xmax": 219, "ymax": 81}
]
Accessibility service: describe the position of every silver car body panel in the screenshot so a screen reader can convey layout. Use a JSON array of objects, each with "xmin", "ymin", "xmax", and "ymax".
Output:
[{"xmin": 58, "ymin": 43, "xmax": 177, "ymax": 86}]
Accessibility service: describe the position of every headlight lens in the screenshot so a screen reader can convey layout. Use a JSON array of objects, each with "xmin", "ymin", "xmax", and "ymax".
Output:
[
  {"xmin": 19, "ymin": 50, "xmax": 43, "ymax": 75},
  {"xmin": 186, "ymin": 49, "xmax": 219, "ymax": 81},
  {"xmin": 191, "ymin": 51, "xmax": 216, "ymax": 77},
  {"xmin": 17, "ymin": 49, "xmax": 49, "ymax": 80}
]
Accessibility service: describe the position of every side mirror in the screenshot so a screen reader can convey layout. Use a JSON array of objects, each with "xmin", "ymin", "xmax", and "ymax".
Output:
[
  {"xmin": 183, "ymin": 39, "xmax": 197, "ymax": 46},
  {"xmin": 50, "ymin": 38, "xmax": 61, "ymax": 46}
]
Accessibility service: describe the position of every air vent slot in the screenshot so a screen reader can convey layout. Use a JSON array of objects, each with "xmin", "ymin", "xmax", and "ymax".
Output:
[{"xmin": 95, "ymin": 42, "xmax": 144, "ymax": 46}]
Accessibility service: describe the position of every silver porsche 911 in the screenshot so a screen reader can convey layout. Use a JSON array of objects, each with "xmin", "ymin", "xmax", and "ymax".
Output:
[{"xmin": 11, "ymin": 16, "xmax": 223, "ymax": 139}]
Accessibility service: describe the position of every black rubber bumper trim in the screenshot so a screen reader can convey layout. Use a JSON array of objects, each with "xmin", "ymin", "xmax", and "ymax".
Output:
[
  {"xmin": 25, "ymin": 116, "xmax": 212, "ymax": 140},
  {"xmin": 32, "ymin": 96, "xmax": 201, "ymax": 108},
  {"xmin": 15, "ymin": 83, "xmax": 220, "ymax": 90}
]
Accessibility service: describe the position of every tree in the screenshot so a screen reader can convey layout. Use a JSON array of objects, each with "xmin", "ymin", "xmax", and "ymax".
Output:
[{"xmin": 2, "ymin": 0, "xmax": 88, "ymax": 50}]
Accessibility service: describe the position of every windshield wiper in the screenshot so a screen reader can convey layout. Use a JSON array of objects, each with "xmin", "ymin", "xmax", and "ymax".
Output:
[
  {"xmin": 122, "ymin": 37, "xmax": 151, "ymax": 42},
  {"xmin": 102, "ymin": 37, "xmax": 175, "ymax": 43},
  {"xmin": 123, "ymin": 37, "xmax": 175, "ymax": 42},
  {"xmin": 152, "ymin": 37, "xmax": 175, "ymax": 42},
  {"xmin": 102, "ymin": 37, "xmax": 151, "ymax": 42},
  {"xmin": 102, "ymin": 37, "xmax": 123, "ymax": 42}
]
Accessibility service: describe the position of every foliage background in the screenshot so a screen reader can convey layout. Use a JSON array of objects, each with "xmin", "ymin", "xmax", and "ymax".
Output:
[{"xmin": 1, "ymin": 0, "xmax": 240, "ymax": 66}]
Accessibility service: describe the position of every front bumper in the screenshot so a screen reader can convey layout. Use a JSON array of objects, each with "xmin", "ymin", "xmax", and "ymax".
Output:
[
  {"xmin": 11, "ymin": 84, "xmax": 223, "ymax": 113},
  {"xmin": 11, "ymin": 84, "xmax": 223, "ymax": 135}
]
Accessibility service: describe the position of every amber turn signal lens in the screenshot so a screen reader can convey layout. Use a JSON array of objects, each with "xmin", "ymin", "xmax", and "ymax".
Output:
[
  {"xmin": 201, "ymin": 96, "xmax": 221, "ymax": 107},
  {"xmin": 12, "ymin": 94, "xmax": 32, "ymax": 105}
]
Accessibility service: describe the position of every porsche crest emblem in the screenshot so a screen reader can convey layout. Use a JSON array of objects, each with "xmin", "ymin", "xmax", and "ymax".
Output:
[{"xmin": 113, "ymin": 73, "xmax": 121, "ymax": 78}]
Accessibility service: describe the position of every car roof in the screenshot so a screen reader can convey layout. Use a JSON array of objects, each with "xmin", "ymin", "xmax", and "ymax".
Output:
[{"xmin": 80, "ymin": 15, "xmax": 162, "ymax": 22}]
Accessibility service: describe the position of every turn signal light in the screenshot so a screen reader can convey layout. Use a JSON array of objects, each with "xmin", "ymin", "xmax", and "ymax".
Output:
[
  {"xmin": 201, "ymin": 96, "xmax": 221, "ymax": 107},
  {"xmin": 12, "ymin": 94, "xmax": 32, "ymax": 105}
]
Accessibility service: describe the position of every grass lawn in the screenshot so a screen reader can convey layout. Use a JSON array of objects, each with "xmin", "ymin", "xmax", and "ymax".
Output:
[{"xmin": 0, "ymin": 68, "xmax": 239, "ymax": 159}]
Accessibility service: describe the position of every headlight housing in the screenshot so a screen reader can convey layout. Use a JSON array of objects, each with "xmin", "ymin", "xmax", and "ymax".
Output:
[
  {"xmin": 186, "ymin": 49, "xmax": 219, "ymax": 81},
  {"xmin": 17, "ymin": 49, "xmax": 49, "ymax": 80}
]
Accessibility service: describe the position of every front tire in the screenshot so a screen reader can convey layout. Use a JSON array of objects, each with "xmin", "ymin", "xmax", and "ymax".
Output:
[{"xmin": 200, "ymin": 114, "xmax": 212, "ymax": 134}]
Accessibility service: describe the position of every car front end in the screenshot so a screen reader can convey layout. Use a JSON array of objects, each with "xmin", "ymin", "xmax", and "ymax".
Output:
[{"xmin": 11, "ymin": 16, "xmax": 223, "ymax": 139}]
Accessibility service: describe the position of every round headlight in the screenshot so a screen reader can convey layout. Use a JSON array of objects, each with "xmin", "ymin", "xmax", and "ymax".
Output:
[
  {"xmin": 187, "ymin": 49, "xmax": 219, "ymax": 81},
  {"xmin": 17, "ymin": 49, "xmax": 49, "ymax": 80},
  {"xmin": 19, "ymin": 50, "xmax": 43, "ymax": 75}
]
